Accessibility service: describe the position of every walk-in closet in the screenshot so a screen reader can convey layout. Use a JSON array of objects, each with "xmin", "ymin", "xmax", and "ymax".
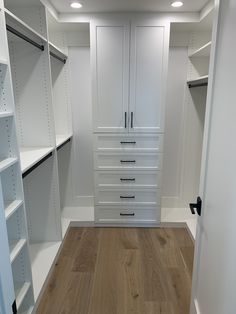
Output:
[{"xmin": 0, "ymin": 0, "xmax": 219, "ymax": 313}]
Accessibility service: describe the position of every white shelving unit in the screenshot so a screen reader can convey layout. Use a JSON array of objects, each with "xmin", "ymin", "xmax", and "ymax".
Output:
[
  {"xmin": 9, "ymin": 238, "xmax": 27, "ymax": 263},
  {"xmin": 0, "ymin": 3, "xmax": 34, "ymax": 312},
  {"xmin": 49, "ymin": 41, "xmax": 68, "ymax": 63},
  {"xmin": 187, "ymin": 75, "xmax": 209, "ymax": 88},
  {"xmin": 4, "ymin": 8, "xmax": 47, "ymax": 44},
  {"xmin": 20, "ymin": 147, "xmax": 54, "ymax": 174},
  {"xmin": 56, "ymin": 134, "xmax": 73, "ymax": 149},
  {"xmin": 30, "ymin": 241, "xmax": 61, "ymax": 300},
  {"xmin": 1, "ymin": 1, "xmax": 69, "ymax": 310},
  {"xmin": 189, "ymin": 41, "xmax": 211, "ymax": 58},
  {"xmin": 5, "ymin": 199, "xmax": 23, "ymax": 219},
  {"xmin": 0, "ymin": 157, "xmax": 17, "ymax": 172}
]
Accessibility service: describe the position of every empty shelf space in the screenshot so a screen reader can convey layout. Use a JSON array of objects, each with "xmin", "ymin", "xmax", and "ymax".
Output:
[
  {"xmin": 30, "ymin": 242, "xmax": 61, "ymax": 300},
  {"xmin": 5, "ymin": 200, "xmax": 23, "ymax": 220},
  {"xmin": 56, "ymin": 134, "xmax": 73, "ymax": 149},
  {"xmin": 15, "ymin": 281, "xmax": 31, "ymax": 310},
  {"xmin": 49, "ymin": 42, "xmax": 68, "ymax": 63},
  {"xmin": 10, "ymin": 238, "xmax": 27, "ymax": 263},
  {"xmin": 0, "ymin": 111, "xmax": 14, "ymax": 118},
  {"xmin": 187, "ymin": 75, "xmax": 208, "ymax": 88},
  {"xmin": 5, "ymin": 8, "xmax": 47, "ymax": 46},
  {"xmin": 189, "ymin": 41, "xmax": 211, "ymax": 58},
  {"xmin": 20, "ymin": 147, "xmax": 54, "ymax": 174},
  {"xmin": 0, "ymin": 157, "xmax": 18, "ymax": 173}
]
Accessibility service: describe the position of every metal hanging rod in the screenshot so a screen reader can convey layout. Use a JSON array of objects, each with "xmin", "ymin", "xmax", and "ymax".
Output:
[
  {"xmin": 6, "ymin": 24, "xmax": 44, "ymax": 51},
  {"xmin": 22, "ymin": 152, "xmax": 53, "ymax": 179},
  {"xmin": 50, "ymin": 51, "xmax": 66, "ymax": 64},
  {"xmin": 188, "ymin": 82, "xmax": 208, "ymax": 88}
]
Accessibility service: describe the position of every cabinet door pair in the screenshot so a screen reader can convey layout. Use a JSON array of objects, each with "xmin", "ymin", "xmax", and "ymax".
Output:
[{"xmin": 91, "ymin": 17, "xmax": 170, "ymax": 133}]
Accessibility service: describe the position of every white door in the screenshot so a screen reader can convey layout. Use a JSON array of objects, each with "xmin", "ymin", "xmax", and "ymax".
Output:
[
  {"xmin": 91, "ymin": 18, "xmax": 130, "ymax": 133},
  {"xmin": 129, "ymin": 18, "xmax": 170, "ymax": 133},
  {"xmin": 0, "ymin": 180, "xmax": 15, "ymax": 314},
  {"xmin": 191, "ymin": 1, "xmax": 236, "ymax": 313}
]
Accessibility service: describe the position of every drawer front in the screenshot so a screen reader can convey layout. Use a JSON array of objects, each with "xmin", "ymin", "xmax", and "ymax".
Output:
[
  {"xmin": 95, "ymin": 171, "xmax": 162, "ymax": 188},
  {"xmin": 95, "ymin": 206, "xmax": 160, "ymax": 223},
  {"xmin": 94, "ymin": 134, "xmax": 163, "ymax": 152},
  {"xmin": 94, "ymin": 152, "xmax": 163, "ymax": 170},
  {"xmin": 95, "ymin": 188, "xmax": 161, "ymax": 206}
]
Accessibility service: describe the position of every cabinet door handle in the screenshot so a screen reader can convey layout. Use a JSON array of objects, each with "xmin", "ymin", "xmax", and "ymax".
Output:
[
  {"xmin": 120, "ymin": 196, "xmax": 135, "ymax": 199},
  {"xmin": 120, "ymin": 160, "xmax": 136, "ymax": 163},
  {"xmin": 125, "ymin": 112, "xmax": 127, "ymax": 128},
  {"xmin": 120, "ymin": 213, "xmax": 135, "ymax": 216},
  {"xmin": 131, "ymin": 112, "xmax": 134, "ymax": 128},
  {"xmin": 120, "ymin": 178, "xmax": 136, "ymax": 182},
  {"xmin": 120, "ymin": 141, "xmax": 136, "ymax": 144}
]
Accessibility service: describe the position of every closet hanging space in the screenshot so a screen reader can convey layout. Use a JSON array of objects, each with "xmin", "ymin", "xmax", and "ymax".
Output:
[{"xmin": 167, "ymin": 6, "xmax": 213, "ymax": 235}]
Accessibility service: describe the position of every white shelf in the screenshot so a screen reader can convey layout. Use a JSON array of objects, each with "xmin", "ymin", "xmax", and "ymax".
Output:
[
  {"xmin": 20, "ymin": 147, "xmax": 54, "ymax": 174},
  {"xmin": 189, "ymin": 41, "xmax": 211, "ymax": 58},
  {"xmin": 5, "ymin": 200, "xmax": 23, "ymax": 220},
  {"xmin": 10, "ymin": 238, "xmax": 27, "ymax": 263},
  {"xmin": 0, "ymin": 111, "xmax": 14, "ymax": 118},
  {"xmin": 0, "ymin": 59, "xmax": 8, "ymax": 65},
  {"xmin": 56, "ymin": 134, "xmax": 73, "ymax": 149},
  {"xmin": 30, "ymin": 242, "xmax": 61, "ymax": 300},
  {"xmin": 4, "ymin": 8, "xmax": 47, "ymax": 44},
  {"xmin": 49, "ymin": 42, "xmax": 68, "ymax": 61},
  {"xmin": 0, "ymin": 157, "xmax": 18, "ymax": 173},
  {"xmin": 15, "ymin": 281, "xmax": 31, "ymax": 310},
  {"xmin": 187, "ymin": 75, "xmax": 208, "ymax": 87}
]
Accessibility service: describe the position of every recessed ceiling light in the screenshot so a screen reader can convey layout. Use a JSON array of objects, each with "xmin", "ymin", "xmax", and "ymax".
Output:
[
  {"xmin": 171, "ymin": 1, "xmax": 183, "ymax": 7},
  {"xmin": 70, "ymin": 1, "xmax": 83, "ymax": 9}
]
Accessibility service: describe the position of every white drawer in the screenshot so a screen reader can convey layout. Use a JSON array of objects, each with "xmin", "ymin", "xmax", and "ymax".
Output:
[
  {"xmin": 94, "ymin": 152, "xmax": 163, "ymax": 170},
  {"xmin": 95, "ymin": 188, "xmax": 161, "ymax": 206},
  {"xmin": 94, "ymin": 170, "xmax": 162, "ymax": 188},
  {"xmin": 95, "ymin": 206, "xmax": 160, "ymax": 224},
  {"xmin": 94, "ymin": 134, "xmax": 163, "ymax": 152}
]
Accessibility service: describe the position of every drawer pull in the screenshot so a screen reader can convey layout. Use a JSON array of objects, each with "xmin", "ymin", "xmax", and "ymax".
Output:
[
  {"xmin": 120, "ymin": 141, "xmax": 136, "ymax": 144},
  {"xmin": 120, "ymin": 196, "xmax": 135, "ymax": 199},
  {"xmin": 120, "ymin": 160, "xmax": 136, "ymax": 163},
  {"xmin": 131, "ymin": 112, "xmax": 134, "ymax": 128},
  {"xmin": 120, "ymin": 178, "xmax": 136, "ymax": 182},
  {"xmin": 120, "ymin": 213, "xmax": 135, "ymax": 216}
]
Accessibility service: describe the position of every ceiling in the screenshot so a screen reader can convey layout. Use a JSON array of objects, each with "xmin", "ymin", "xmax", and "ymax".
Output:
[{"xmin": 48, "ymin": 0, "xmax": 210, "ymax": 14}]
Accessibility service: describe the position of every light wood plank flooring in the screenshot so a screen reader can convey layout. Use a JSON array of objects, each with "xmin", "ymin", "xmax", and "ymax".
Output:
[{"xmin": 36, "ymin": 227, "xmax": 194, "ymax": 314}]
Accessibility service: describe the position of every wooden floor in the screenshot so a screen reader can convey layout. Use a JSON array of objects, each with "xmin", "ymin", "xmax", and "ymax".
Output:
[{"xmin": 36, "ymin": 227, "xmax": 194, "ymax": 314}]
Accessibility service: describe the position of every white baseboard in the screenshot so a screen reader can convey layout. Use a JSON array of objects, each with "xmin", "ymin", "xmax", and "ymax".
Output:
[{"xmin": 61, "ymin": 206, "xmax": 197, "ymax": 239}]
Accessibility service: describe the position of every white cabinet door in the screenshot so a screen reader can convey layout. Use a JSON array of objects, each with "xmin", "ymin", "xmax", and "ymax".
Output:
[
  {"xmin": 91, "ymin": 19, "xmax": 130, "ymax": 133},
  {"xmin": 129, "ymin": 19, "xmax": 170, "ymax": 133},
  {"xmin": 0, "ymin": 181, "xmax": 15, "ymax": 314}
]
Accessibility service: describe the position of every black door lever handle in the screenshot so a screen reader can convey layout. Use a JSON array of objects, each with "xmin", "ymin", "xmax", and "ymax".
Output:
[{"xmin": 189, "ymin": 196, "xmax": 202, "ymax": 216}]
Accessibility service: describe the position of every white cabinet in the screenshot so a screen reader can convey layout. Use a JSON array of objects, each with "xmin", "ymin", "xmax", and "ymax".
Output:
[
  {"xmin": 91, "ymin": 19, "xmax": 130, "ymax": 133},
  {"xmin": 129, "ymin": 19, "xmax": 169, "ymax": 133},
  {"xmin": 91, "ymin": 15, "xmax": 170, "ymax": 225},
  {"xmin": 91, "ymin": 17, "xmax": 169, "ymax": 133}
]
